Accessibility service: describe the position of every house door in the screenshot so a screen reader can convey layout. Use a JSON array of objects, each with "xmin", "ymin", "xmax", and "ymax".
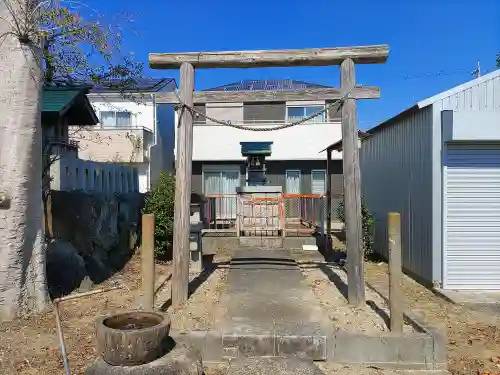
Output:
[{"xmin": 204, "ymin": 169, "xmax": 240, "ymax": 219}]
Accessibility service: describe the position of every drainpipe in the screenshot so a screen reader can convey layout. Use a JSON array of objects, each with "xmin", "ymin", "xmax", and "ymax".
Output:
[{"xmin": 149, "ymin": 93, "xmax": 157, "ymax": 191}]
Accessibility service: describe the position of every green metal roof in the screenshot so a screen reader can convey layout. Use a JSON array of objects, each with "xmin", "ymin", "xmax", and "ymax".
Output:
[{"xmin": 42, "ymin": 87, "xmax": 84, "ymax": 113}]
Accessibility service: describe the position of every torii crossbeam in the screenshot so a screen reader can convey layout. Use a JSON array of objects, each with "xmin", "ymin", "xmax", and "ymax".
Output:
[{"xmin": 148, "ymin": 44, "xmax": 389, "ymax": 308}]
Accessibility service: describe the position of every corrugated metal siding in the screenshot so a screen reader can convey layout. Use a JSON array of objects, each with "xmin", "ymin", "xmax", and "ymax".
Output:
[
  {"xmin": 438, "ymin": 74, "xmax": 500, "ymax": 111},
  {"xmin": 360, "ymin": 106, "xmax": 434, "ymax": 283},
  {"xmin": 443, "ymin": 144, "xmax": 500, "ymax": 289}
]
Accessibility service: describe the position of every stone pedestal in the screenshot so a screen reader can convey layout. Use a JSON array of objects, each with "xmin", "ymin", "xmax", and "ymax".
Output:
[
  {"xmin": 85, "ymin": 342, "xmax": 203, "ymax": 375},
  {"xmin": 189, "ymin": 222, "xmax": 204, "ymax": 274}
]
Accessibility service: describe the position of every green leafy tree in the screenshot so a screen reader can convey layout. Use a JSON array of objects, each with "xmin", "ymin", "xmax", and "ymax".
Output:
[
  {"xmin": 40, "ymin": 3, "xmax": 143, "ymax": 89},
  {"xmin": 143, "ymin": 173, "xmax": 176, "ymax": 258},
  {"xmin": 337, "ymin": 197, "xmax": 376, "ymax": 258}
]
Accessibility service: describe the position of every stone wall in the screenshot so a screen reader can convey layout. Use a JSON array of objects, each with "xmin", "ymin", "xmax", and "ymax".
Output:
[{"xmin": 45, "ymin": 190, "xmax": 144, "ymax": 298}]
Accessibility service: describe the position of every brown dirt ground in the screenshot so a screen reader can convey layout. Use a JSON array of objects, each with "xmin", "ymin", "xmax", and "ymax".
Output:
[
  {"xmin": 298, "ymin": 262, "xmax": 413, "ymax": 334},
  {"xmin": 364, "ymin": 261, "xmax": 500, "ymax": 375},
  {"xmin": 0, "ymin": 250, "xmax": 230, "ymax": 375}
]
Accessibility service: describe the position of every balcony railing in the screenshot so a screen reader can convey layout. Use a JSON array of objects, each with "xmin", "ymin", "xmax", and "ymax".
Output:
[
  {"xmin": 95, "ymin": 124, "xmax": 153, "ymax": 132},
  {"xmin": 45, "ymin": 137, "xmax": 79, "ymax": 154}
]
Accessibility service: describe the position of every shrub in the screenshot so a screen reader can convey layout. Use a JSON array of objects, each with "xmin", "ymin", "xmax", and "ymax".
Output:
[
  {"xmin": 336, "ymin": 197, "xmax": 375, "ymax": 258},
  {"xmin": 143, "ymin": 172, "xmax": 175, "ymax": 257}
]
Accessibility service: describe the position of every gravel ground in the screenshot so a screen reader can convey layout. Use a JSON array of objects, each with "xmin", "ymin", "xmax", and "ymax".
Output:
[
  {"xmin": 298, "ymin": 261, "xmax": 413, "ymax": 334},
  {"xmin": 0, "ymin": 251, "xmax": 230, "ymax": 375},
  {"xmin": 156, "ymin": 252, "xmax": 230, "ymax": 332}
]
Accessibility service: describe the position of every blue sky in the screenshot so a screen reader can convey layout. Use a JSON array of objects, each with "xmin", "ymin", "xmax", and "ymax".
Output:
[{"xmin": 92, "ymin": 0, "xmax": 498, "ymax": 130}]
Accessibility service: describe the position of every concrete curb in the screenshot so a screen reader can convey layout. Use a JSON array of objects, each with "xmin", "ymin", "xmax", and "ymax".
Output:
[
  {"xmin": 170, "ymin": 330, "xmax": 328, "ymax": 362},
  {"xmin": 171, "ymin": 321, "xmax": 446, "ymax": 370},
  {"xmin": 364, "ymin": 281, "xmax": 447, "ymax": 369},
  {"xmin": 430, "ymin": 288, "xmax": 457, "ymax": 305},
  {"xmin": 330, "ymin": 328, "xmax": 440, "ymax": 370}
]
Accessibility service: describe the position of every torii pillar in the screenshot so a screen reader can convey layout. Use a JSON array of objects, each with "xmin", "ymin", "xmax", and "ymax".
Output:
[{"xmin": 149, "ymin": 45, "xmax": 389, "ymax": 308}]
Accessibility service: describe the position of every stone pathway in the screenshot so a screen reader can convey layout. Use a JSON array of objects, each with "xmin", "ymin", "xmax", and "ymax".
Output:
[{"xmin": 215, "ymin": 249, "xmax": 331, "ymax": 360}]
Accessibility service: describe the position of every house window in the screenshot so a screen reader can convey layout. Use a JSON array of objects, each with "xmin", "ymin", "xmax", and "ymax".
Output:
[
  {"xmin": 100, "ymin": 111, "xmax": 133, "ymax": 128},
  {"xmin": 203, "ymin": 167, "xmax": 240, "ymax": 219},
  {"xmin": 285, "ymin": 170, "xmax": 301, "ymax": 194},
  {"xmin": 311, "ymin": 170, "xmax": 326, "ymax": 195},
  {"xmin": 287, "ymin": 106, "xmax": 325, "ymax": 123}
]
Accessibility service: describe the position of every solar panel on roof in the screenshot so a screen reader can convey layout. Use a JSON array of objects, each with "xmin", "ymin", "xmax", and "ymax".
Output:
[
  {"xmin": 90, "ymin": 77, "xmax": 176, "ymax": 92},
  {"xmin": 204, "ymin": 79, "xmax": 331, "ymax": 92}
]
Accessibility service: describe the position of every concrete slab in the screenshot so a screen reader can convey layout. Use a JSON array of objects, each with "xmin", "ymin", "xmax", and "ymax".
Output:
[
  {"xmin": 434, "ymin": 288, "xmax": 500, "ymax": 313},
  {"xmin": 216, "ymin": 249, "xmax": 331, "ymax": 359}
]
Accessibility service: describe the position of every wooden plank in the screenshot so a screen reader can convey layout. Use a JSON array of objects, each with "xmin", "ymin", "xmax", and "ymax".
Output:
[
  {"xmin": 388, "ymin": 212, "xmax": 403, "ymax": 332},
  {"xmin": 155, "ymin": 86, "xmax": 380, "ymax": 104},
  {"xmin": 171, "ymin": 62, "xmax": 195, "ymax": 308},
  {"xmin": 341, "ymin": 58, "xmax": 365, "ymax": 308},
  {"xmin": 149, "ymin": 45, "xmax": 389, "ymax": 69},
  {"xmin": 141, "ymin": 214, "xmax": 155, "ymax": 311}
]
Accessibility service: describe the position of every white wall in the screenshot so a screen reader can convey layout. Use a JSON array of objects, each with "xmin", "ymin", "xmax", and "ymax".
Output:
[
  {"xmin": 88, "ymin": 94, "xmax": 155, "ymax": 131},
  {"xmin": 87, "ymin": 93, "xmax": 176, "ymax": 191},
  {"xmin": 136, "ymin": 163, "xmax": 149, "ymax": 193},
  {"xmin": 174, "ymin": 102, "xmax": 342, "ymax": 161},
  {"xmin": 51, "ymin": 154, "xmax": 139, "ymax": 193}
]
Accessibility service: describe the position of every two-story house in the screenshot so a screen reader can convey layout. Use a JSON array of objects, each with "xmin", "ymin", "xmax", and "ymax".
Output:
[
  {"xmin": 71, "ymin": 78, "xmax": 177, "ymax": 192},
  {"xmin": 172, "ymin": 79, "xmax": 344, "ymax": 199}
]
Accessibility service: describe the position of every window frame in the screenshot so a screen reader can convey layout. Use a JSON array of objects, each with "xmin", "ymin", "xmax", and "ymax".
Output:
[
  {"xmin": 286, "ymin": 105, "xmax": 325, "ymax": 124},
  {"xmin": 285, "ymin": 169, "xmax": 301, "ymax": 194},
  {"xmin": 311, "ymin": 169, "xmax": 327, "ymax": 195},
  {"xmin": 99, "ymin": 110, "xmax": 134, "ymax": 128},
  {"xmin": 202, "ymin": 165, "xmax": 241, "ymax": 194}
]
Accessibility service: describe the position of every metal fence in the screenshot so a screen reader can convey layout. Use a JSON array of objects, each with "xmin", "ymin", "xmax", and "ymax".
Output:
[
  {"xmin": 282, "ymin": 194, "xmax": 325, "ymax": 235},
  {"xmin": 204, "ymin": 194, "xmax": 238, "ymax": 232},
  {"xmin": 203, "ymin": 193, "xmax": 343, "ymax": 236}
]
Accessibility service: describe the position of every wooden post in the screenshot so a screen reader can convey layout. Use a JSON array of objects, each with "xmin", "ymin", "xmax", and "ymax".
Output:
[
  {"xmin": 141, "ymin": 214, "xmax": 155, "ymax": 311},
  {"xmin": 341, "ymin": 58, "xmax": 365, "ymax": 307},
  {"xmin": 326, "ymin": 148, "xmax": 332, "ymax": 243},
  {"xmin": 172, "ymin": 62, "xmax": 195, "ymax": 307},
  {"xmin": 388, "ymin": 212, "xmax": 403, "ymax": 332}
]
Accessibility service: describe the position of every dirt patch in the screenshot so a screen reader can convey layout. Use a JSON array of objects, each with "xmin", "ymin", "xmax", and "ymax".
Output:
[
  {"xmin": 156, "ymin": 252, "xmax": 230, "ymax": 332},
  {"xmin": 365, "ymin": 261, "xmax": 500, "ymax": 375},
  {"xmin": 0, "ymin": 251, "xmax": 230, "ymax": 375},
  {"xmin": 298, "ymin": 261, "xmax": 412, "ymax": 334}
]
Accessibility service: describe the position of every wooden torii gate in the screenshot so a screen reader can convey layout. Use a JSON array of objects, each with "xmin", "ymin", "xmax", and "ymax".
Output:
[{"xmin": 149, "ymin": 45, "xmax": 389, "ymax": 308}]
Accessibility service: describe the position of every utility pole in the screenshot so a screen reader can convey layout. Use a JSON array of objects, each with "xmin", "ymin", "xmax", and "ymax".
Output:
[{"xmin": 472, "ymin": 61, "xmax": 481, "ymax": 78}]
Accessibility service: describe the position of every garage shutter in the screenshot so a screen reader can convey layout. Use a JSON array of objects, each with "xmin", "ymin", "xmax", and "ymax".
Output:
[{"xmin": 444, "ymin": 144, "xmax": 500, "ymax": 289}]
